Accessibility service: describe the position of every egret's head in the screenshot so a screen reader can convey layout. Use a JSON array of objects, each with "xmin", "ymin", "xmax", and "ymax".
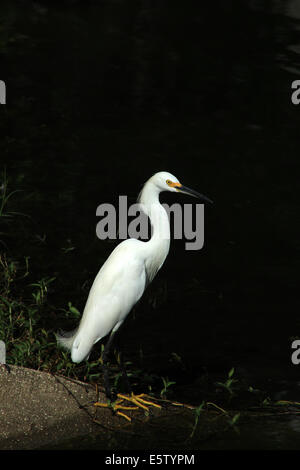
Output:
[
  {"xmin": 150, "ymin": 171, "xmax": 180, "ymax": 192},
  {"xmin": 150, "ymin": 171, "xmax": 213, "ymax": 204}
]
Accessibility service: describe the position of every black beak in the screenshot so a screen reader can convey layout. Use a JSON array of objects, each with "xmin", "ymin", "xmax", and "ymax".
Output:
[{"xmin": 177, "ymin": 185, "xmax": 213, "ymax": 204}]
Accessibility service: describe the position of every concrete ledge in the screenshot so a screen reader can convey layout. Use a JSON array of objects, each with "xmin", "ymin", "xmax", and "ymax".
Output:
[{"xmin": 0, "ymin": 365, "xmax": 104, "ymax": 449}]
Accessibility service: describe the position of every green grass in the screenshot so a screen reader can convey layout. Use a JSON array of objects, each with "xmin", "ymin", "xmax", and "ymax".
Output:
[{"xmin": 0, "ymin": 254, "xmax": 59, "ymax": 370}]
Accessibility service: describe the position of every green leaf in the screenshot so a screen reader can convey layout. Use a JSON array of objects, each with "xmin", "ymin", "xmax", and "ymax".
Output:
[{"xmin": 68, "ymin": 302, "xmax": 80, "ymax": 317}]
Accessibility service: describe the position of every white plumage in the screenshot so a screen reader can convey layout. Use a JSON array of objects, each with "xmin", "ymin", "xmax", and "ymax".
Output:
[{"xmin": 56, "ymin": 171, "xmax": 212, "ymax": 364}]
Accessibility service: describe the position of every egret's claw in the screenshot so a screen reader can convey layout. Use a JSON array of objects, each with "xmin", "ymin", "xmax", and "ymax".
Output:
[
  {"xmin": 94, "ymin": 392, "xmax": 161, "ymax": 422},
  {"xmin": 94, "ymin": 392, "xmax": 161, "ymax": 421},
  {"xmin": 117, "ymin": 393, "xmax": 162, "ymax": 411},
  {"xmin": 94, "ymin": 397, "xmax": 140, "ymax": 421},
  {"xmin": 116, "ymin": 411, "xmax": 132, "ymax": 422}
]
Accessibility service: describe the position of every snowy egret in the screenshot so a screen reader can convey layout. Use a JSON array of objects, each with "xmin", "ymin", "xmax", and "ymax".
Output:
[{"xmin": 57, "ymin": 171, "xmax": 212, "ymax": 418}]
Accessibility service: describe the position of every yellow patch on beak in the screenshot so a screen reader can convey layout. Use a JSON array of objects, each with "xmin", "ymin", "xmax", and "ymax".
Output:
[{"xmin": 167, "ymin": 181, "xmax": 182, "ymax": 189}]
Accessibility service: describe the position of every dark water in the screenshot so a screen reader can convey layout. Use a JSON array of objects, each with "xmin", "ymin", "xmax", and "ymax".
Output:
[{"xmin": 1, "ymin": 0, "xmax": 300, "ymax": 449}]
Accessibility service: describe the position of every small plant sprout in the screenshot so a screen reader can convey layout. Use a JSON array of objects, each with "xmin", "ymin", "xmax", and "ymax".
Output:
[
  {"xmin": 228, "ymin": 412, "xmax": 240, "ymax": 434},
  {"xmin": 216, "ymin": 367, "xmax": 238, "ymax": 396},
  {"xmin": 160, "ymin": 376, "xmax": 176, "ymax": 399},
  {"xmin": 61, "ymin": 239, "xmax": 75, "ymax": 253},
  {"xmin": 189, "ymin": 401, "xmax": 205, "ymax": 439},
  {"xmin": 30, "ymin": 276, "xmax": 56, "ymax": 306},
  {"xmin": 0, "ymin": 255, "xmax": 17, "ymax": 294},
  {"xmin": 67, "ymin": 302, "xmax": 81, "ymax": 319}
]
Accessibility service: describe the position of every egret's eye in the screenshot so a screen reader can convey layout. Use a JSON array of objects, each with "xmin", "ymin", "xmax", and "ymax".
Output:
[{"xmin": 166, "ymin": 179, "xmax": 172, "ymax": 186}]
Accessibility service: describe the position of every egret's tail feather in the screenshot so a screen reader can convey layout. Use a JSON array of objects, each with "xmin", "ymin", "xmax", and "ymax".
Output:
[
  {"xmin": 56, "ymin": 328, "xmax": 93, "ymax": 363},
  {"xmin": 56, "ymin": 328, "xmax": 78, "ymax": 351}
]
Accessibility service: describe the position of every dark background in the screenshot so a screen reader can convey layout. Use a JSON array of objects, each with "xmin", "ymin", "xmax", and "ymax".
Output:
[{"xmin": 1, "ymin": 0, "xmax": 299, "ymax": 401}]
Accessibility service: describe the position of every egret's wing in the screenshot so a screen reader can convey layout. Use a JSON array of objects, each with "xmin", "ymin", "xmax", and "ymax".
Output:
[{"xmin": 70, "ymin": 239, "xmax": 146, "ymax": 362}]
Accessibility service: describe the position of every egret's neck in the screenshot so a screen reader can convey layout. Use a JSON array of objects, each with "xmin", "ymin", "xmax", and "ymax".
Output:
[{"xmin": 138, "ymin": 182, "xmax": 170, "ymax": 282}]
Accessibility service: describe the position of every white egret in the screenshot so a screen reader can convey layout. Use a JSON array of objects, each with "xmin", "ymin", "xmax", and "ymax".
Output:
[{"xmin": 57, "ymin": 171, "xmax": 212, "ymax": 418}]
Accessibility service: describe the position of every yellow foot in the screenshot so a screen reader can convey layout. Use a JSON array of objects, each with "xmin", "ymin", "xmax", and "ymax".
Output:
[
  {"xmin": 94, "ymin": 393, "xmax": 161, "ymax": 422},
  {"xmin": 117, "ymin": 393, "xmax": 162, "ymax": 411},
  {"xmin": 94, "ymin": 397, "xmax": 139, "ymax": 422}
]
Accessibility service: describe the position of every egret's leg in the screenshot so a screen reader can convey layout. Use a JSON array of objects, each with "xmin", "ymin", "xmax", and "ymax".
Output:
[
  {"xmin": 116, "ymin": 349, "xmax": 131, "ymax": 394},
  {"xmin": 114, "ymin": 344, "xmax": 161, "ymax": 411},
  {"xmin": 94, "ymin": 331, "xmax": 139, "ymax": 421},
  {"xmin": 114, "ymin": 349, "xmax": 161, "ymax": 414},
  {"xmin": 102, "ymin": 331, "xmax": 116, "ymax": 399},
  {"xmin": 94, "ymin": 332, "xmax": 161, "ymax": 421}
]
